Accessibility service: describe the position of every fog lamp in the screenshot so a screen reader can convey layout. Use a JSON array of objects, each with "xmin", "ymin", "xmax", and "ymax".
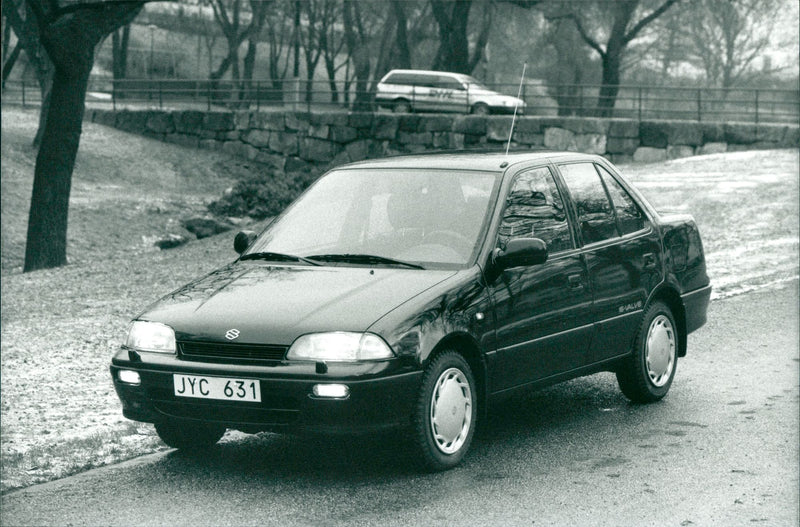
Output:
[
  {"xmin": 118, "ymin": 369, "xmax": 141, "ymax": 386},
  {"xmin": 312, "ymin": 384, "xmax": 349, "ymax": 399}
]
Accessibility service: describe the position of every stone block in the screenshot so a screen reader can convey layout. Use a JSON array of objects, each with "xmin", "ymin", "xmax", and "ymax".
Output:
[
  {"xmin": 606, "ymin": 137, "xmax": 639, "ymax": 154},
  {"xmin": 348, "ymin": 112, "xmax": 373, "ymax": 130},
  {"xmin": 608, "ymin": 119, "xmax": 639, "ymax": 138},
  {"xmin": 453, "ymin": 116, "xmax": 487, "ymax": 135},
  {"xmin": 397, "ymin": 131, "xmax": 433, "ymax": 145},
  {"xmin": 372, "ymin": 115, "xmax": 399, "ymax": 139},
  {"xmin": 203, "ymin": 112, "xmax": 236, "ymax": 131},
  {"xmin": 175, "ymin": 111, "xmax": 205, "ymax": 134},
  {"xmin": 610, "ymin": 154, "xmax": 634, "ymax": 165},
  {"xmin": 432, "ymin": 132, "xmax": 451, "ymax": 148},
  {"xmin": 487, "ymin": 117, "xmax": 515, "ymax": 142},
  {"xmin": 250, "ymin": 112, "xmax": 284, "ymax": 130},
  {"xmin": 700, "ymin": 123, "xmax": 725, "ymax": 143},
  {"xmin": 285, "ymin": 112, "xmax": 311, "ymax": 132},
  {"xmin": 146, "ymin": 112, "xmax": 175, "ymax": 134},
  {"xmin": 308, "ymin": 124, "xmax": 330, "ymax": 139},
  {"xmin": 222, "ymin": 141, "xmax": 259, "ymax": 161},
  {"xmin": 665, "ymin": 122, "xmax": 702, "ymax": 146},
  {"xmin": 269, "ymin": 132, "xmax": 299, "ymax": 155},
  {"xmin": 234, "ymin": 111, "xmax": 251, "ymax": 130},
  {"xmin": 330, "ymin": 126, "xmax": 358, "ymax": 144},
  {"xmin": 93, "ymin": 110, "xmax": 117, "ymax": 128},
  {"xmin": 513, "ymin": 132, "xmax": 544, "ymax": 146},
  {"xmin": 575, "ymin": 133, "xmax": 607, "ymax": 154},
  {"xmin": 724, "ymin": 123, "xmax": 757, "ymax": 145},
  {"xmin": 514, "ymin": 118, "xmax": 542, "ymax": 134},
  {"xmin": 301, "ymin": 138, "xmax": 339, "ymax": 162},
  {"xmin": 216, "ymin": 131, "xmax": 242, "ymax": 141},
  {"xmin": 543, "ymin": 127, "xmax": 576, "ymax": 150},
  {"xmin": 398, "ymin": 114, "xmax": 422, "ymax": 132},
  {"xmin": 639, "ymin": 122, "xmax": 668, "ymax": 148},
  {"xmin": 423, "ymin": 116, "xmax": 454, "ymax": 132},
  {"xmin": 115, "ymin": 110, "xmax": 149, "ymax": 133},
  {"xmin": 450, "ymin": 133, "xmax": 465, "ymax": 149},
  {"xmin": 698, "ymin": 142, "xmax": 728, "ymax": 155},
  {"xmin": 783, "ymin": 127, "xmax": 800, "ymax": 147},
  {"xmin": 310, "ymin": 112, "xmax": 348, "ymax": 127},
  {"xmin": 242, "ymin": 129, "xmax": 271, "ymax": 148},
  {"xmin": 756, "ymin": 125, "xmax": 788, "ymax": 143},
  {"xmin": 633, "ymin": 147, "xmax": 667, "ymax": 163},
  {"xmin": 667, "ymin": 145, "xmax": 695, "ymax": 160},
  {"xmin": 285, "ymin": 156, "xmax": 312, "ymax": 173}
]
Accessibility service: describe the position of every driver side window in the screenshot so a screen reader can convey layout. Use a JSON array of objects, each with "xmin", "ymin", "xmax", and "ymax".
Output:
[{"xmin": 498, "ymin": 167, "xmax": 573, "ymax": 254}]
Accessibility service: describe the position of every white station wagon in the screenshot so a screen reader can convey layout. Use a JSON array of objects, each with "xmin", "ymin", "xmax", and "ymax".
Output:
[{"xmin": 375, "ymin": 69, "xmax": 526, "ymax": 115}]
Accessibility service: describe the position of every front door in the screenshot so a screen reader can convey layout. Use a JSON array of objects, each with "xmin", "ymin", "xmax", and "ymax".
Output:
[{"xmin": 488, "ymin": 166, "xmax": 593, "ymax": 392}]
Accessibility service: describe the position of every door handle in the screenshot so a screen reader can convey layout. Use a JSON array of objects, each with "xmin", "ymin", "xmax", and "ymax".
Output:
[{"xmin": 568, "ymin": 274, "xmax": 583, "ymax": 289}]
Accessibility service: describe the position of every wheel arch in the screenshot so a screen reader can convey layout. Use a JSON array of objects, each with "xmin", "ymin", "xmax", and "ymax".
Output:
[
  {"xmin": 647, "ymin": 286, "xmax": 687, "ymax": 357},
  {"xmin": 426, "ymin": 332, "xmax": 488, "ymax": 420}
]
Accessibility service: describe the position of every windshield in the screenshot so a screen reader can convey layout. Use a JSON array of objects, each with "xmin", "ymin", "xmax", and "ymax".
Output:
[{"xmin": 245, "ymin": 168, "xmax": 501, "ymax": 268}]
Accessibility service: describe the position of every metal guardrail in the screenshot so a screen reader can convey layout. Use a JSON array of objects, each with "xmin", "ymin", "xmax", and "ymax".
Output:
[{"xmin": 2, "ymin": 78, "xmax": 798, "ymax": 124}]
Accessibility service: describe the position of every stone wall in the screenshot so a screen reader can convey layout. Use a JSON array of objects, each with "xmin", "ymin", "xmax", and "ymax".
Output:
[{"xmin": 87, "ymin": 108, "xmax": 799, "ymax": 171}]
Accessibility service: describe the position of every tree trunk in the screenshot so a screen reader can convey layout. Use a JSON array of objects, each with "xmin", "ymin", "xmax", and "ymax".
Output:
[
  {"xmin": 431, "ymin": 0, "xmax": 472, "ymax": 74},
  {"xmin": 1, "ymin": 42, "xmax": 22, "ymax": 85},
  {"xmin": 112, "ymin": 24, "xmax": 131, "ymax": 80},
  {"xmin": 391, "ymin": 1, "xmax": 410, "ymax": 69},
  {"xmin": 24, "ymin": 63, "xmax": 90, "ymax": 271}
]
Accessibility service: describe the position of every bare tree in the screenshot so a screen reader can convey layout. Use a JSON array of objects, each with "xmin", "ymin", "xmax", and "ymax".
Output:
[
  {"xmin": 682, "ymin": 0, "xmax": 781, "ymax": 88},
  {"xmin": 23, "ymin": 0, "xmax": 145, "ymax": 272},
  {"xmin": 547, "ymin": 0, "xmax": 678, "ymax": 116},
  {"xmin": 430, "ymin": 0, "xmax": 492, "ymax": 74},
  {"xmin": 111, "ymin": 24, "xmax": 132, "ymax": 81},
  {"xmin": 209, "ymin": 0, "xmax": 270, "ymax": 82}
]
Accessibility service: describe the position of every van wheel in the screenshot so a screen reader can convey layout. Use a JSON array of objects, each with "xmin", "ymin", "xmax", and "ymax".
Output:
[
  {"xmin": 616, "ymin": 301, "xmax": 678, "ymax": 403},
  {"xmin": 412, "ymin": 350, "xmax": 477, "ymax": 471},
  {"xmin": 154, "ymin": 420, "xmax": 226, "ymax": 450},
  {"xmin": 471, "ymin": 103, "xmax": 490, "ymax": 115},
  {"xmin": 393, "ymin": 99, "xmax": 411, "ymax": 113}
]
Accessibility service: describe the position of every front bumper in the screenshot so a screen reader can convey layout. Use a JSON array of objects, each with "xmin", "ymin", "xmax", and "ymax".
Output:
[{"xmin": 111, "ymin": 352, "xmax": 422, "ymax": 435}]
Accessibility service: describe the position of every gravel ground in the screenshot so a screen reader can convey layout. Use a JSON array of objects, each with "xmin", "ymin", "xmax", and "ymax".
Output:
[{"xmin": 1, "ymin": 106, "xmax": 797, "ymax": 492}]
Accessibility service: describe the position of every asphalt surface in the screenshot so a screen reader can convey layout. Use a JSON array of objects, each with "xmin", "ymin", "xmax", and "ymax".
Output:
[{"xmin": 2, "ymin": 283, "xmax": 798, "ymax": 527}]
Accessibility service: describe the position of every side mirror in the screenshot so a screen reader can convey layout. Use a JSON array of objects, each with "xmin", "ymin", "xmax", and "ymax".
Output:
[
  {"xmin": 234, "ymin": 230, "xmax": 257, "ymax": 255},
  {"xmin": 493, "ymin": 238, "xmax": 548, "ymax": 270}
]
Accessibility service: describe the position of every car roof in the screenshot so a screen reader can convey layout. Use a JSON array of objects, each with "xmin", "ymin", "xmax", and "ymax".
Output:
[
  {"xmin": 336, "ymin": 151, "xmax": 605, "ymax": 173},
  {"xmin": 381, "ymin": 69, "xmax": 469, "ymax": 80}
]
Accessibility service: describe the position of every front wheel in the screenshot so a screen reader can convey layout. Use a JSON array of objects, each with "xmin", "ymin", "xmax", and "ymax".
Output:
[
  {"xmin": 616, "ymin": 301, "xmax": 678, "ymax": 403},
  {"xmin": 412, "ymin": 351, "xmax": 477, "ymax": 471},
  {"xmin": 154, "ymin": 420, "xmax": 226, "ymax": 450},
  {"xmin": 470, "ymin": 103, "xmax": 490, "ymax": 115}
]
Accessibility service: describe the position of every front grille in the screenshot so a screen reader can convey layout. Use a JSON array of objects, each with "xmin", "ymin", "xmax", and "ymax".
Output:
[{"xmin": 178, "ymin": 341, "xmax": 288, "ymax": 362}]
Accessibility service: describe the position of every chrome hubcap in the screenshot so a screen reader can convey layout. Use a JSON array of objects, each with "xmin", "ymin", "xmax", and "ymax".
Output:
[
  {"xmin": 646, "ymin": 315, "xmax": 675, "ymax": 387},
  {"xmin": 430, "ymin": 368, "xmax": 472, "ymax": 454}
]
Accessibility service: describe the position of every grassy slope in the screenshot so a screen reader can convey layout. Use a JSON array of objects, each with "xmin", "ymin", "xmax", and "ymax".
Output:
[
  {"xmin": 1, "ymin": 106, "xmax": 265, "ymax": 491},
  {"xmin": 1, "ymin": 105, "xmax": 797, "ymax": 493}
]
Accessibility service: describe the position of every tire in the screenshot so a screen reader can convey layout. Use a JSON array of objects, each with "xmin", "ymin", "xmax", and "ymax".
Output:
[
  {"xmin": 393, "ymin": 99, "xmax": 412, "ymax": 113},
  {"xmin": 412, "ymin": 350, "xmax": 477, "ymax": 471},
  {"xmin": 154, "ymin": 420, "xmax": 226, "ymax": 450},
  {"xmin": 471, "ymin": 103, "xmax": 490, "ymax": 115},
  {"xmin": 616, "ymin": 301, "xmax": 679, "ymax": 403}
]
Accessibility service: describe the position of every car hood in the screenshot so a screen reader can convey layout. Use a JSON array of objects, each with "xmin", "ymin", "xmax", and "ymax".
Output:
[{"xmin": 138, "ymin": 262, "xmax": 457, "ymax": 345}]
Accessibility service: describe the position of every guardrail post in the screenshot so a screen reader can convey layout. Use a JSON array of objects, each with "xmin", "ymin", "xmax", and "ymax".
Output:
[
  {"xmin": 207, "ymin": 82, "xmax": 211, "ymax": 111},
  {"xmin": 755, "ymin": 90, "xmax": 760, "ymax": 126},
  {"xmin": 256, "ymin": 81, "xmax": 261, "ymax": 111},
  {"xmin": 638, "ymin": 86, "xmax": 642, "ymax": 121},
  {"xmin": 112, "ymin": 80, "xmax": 116, "ymax": 111},
  {"xmin": 21, "ymin": 80, "xmax": 26, "ymax": 107},
  {"xmin": 466, "ymin": 84, "xmax": 470, "ymax": 113},
  {"xmin": 158, "ymin": 82, "xmax": 163, "ymax": 109},
  {"xmin": 696, "ymin": 89, "xmax": 702, "ymax": 121}
]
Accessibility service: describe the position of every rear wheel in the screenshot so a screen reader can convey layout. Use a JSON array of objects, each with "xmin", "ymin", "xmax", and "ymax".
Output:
[
  {"xmin": 393, "ymin": 99, "xmax": 412, "ymax": 113},
  {"xmin": 412, "ymin": 350, "xmax": 477, "ymax": 471},
  {"xmin": 471, "ymin": 103, "xmax": 490, "ymax": 115},
  {"xmin": 616, "ymin": 301, "xmax": 678, "ymax": 403},
  {"xmin": 154, "ymin": 420, "xmax": 226, "ymax": 450}
]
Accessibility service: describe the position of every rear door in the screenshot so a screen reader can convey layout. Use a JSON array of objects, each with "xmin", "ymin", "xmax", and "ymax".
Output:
[
  {"xmin": 488, "ymin": 165, "xmax": 593, "ymax": 392},
  {"xmin": 556, "ymin": 161, "xmax": 663, "ymax": 365}
]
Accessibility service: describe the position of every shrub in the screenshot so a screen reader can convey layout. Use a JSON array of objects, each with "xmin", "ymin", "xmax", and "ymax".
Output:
[{"xmin": 208, "ymin": 167, "xmax": 321, "ymax": 220}]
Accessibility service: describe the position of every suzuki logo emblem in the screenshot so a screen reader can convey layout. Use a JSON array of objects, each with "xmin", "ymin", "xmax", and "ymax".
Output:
[{"xmin": 225, "ymin": 328, "xmax": 240, "ymax": 340}]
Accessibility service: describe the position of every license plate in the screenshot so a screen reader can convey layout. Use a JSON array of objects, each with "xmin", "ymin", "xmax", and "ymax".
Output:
[{"xmin": 173, "ymin": 374, "xmax": 261, "ymax": 402}]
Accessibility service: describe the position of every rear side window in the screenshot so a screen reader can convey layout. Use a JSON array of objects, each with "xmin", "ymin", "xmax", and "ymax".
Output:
[
  {"xmin": 498, "ymin": 167, "xmax": 573, "ymax": 254},
  {"xmin": 595, "ymin": 165, "xmax": 647, "ymax": 235},
  {"xmin": 558, "ymin": 162, "xmax": 618, "ymax": 245}
]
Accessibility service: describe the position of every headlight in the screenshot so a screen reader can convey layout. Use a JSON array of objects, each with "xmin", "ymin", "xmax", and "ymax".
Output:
[
  {"xmin": 125, "ymin": 321, "xmax": 176, "ymax": 353},
  {"xmin": 286, "ymin": 332, "xmax": 394, "ymax": 361}
]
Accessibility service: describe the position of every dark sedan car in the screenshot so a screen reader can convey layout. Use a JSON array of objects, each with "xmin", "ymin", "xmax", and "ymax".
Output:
[{"xmin": 111, "ymin": 152, "xmax": 711, "ymax": 471}]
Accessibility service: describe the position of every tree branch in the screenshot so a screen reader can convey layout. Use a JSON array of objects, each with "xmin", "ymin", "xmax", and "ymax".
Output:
[{"xmin": 623, "ymin": 0, "xmax": 679, "ymax": 44}]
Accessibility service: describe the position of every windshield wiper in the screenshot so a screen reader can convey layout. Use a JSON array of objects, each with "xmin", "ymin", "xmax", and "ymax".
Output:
[
  {"xmin": 307, "ymin": 253, "xmax": 425, "ymax": 270},
  {"xmin": 239, "ymin": 251, "xmax": 321, "ymax": 266}
]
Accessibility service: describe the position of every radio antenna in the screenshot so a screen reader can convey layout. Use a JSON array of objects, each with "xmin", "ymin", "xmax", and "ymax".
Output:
[{"xmin": 505, "ymin": 62, "xmax": 527, "ymax": 157}]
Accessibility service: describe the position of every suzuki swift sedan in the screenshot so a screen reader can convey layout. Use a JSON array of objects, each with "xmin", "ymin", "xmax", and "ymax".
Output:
[{"xmin": 112, "ymin": 152, "xmax": 711, "ymax": 471}]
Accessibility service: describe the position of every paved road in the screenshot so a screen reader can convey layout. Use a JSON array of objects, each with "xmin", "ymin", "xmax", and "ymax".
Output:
[{"xmin": 2, "ymin": 284, "xmax": 798, "ymax": 527}]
